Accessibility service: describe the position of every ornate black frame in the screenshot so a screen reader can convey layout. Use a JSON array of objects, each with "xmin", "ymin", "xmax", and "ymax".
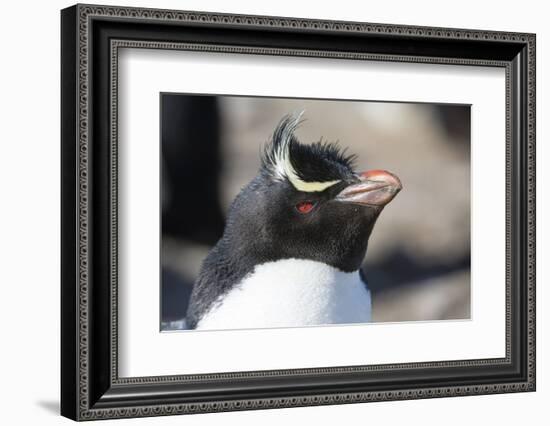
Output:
[{"xmin": 61, "ymin": 3, "xmax": 536, "ymax": 421}]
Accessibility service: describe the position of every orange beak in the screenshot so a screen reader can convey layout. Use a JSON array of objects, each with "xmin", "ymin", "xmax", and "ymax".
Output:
[{"xmin": 335, "ymin": 169, "xmax": 402, "ymax": 207}]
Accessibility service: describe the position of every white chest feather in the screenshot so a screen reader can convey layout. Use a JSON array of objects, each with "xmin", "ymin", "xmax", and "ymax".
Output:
[{"xmin": 196, "ymin": 258, "xmax": 371, "ymax": 330}]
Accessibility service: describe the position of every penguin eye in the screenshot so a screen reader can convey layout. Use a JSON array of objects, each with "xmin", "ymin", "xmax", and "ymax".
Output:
[{"xmin": 295, "ymin": 201, "xmax": 316, "ymax": 214}]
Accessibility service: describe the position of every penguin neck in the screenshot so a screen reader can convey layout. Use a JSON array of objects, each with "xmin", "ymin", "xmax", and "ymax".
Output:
[{"xmin": 218, "ymin": 226, "xmax": 371, "ymax": 275}]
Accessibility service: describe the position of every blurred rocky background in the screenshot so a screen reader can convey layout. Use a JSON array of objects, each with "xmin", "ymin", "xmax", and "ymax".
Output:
[{"xmin": 161, "ymin": 95, "xmax": 470, "ymax": 330}]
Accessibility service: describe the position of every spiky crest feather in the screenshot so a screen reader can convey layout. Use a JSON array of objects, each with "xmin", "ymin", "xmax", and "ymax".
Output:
[{"xmin": 261, "ymin": 112, "xmax": 357, "ymax": 192}]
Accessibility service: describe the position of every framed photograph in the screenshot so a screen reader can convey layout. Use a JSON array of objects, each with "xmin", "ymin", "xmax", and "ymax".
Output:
[{"xmin": 61, "ymin": 4, "xmax": 536, "ymax": 421}]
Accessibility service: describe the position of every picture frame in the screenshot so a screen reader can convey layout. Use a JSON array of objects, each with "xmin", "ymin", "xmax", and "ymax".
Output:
[{"xmin": 60, "ymin": 3, "xmax": 536, "ymax": 421}]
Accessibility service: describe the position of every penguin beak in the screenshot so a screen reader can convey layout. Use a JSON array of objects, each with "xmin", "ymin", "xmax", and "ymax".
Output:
[{"xmin": 335, "ymin": 169, "xmax": 402, "ymax": 207}]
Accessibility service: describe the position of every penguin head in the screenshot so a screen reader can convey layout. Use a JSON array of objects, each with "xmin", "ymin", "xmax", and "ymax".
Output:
[{"xmin": 224, "ymin": 113, "xmax": 402, "ymax": 273}]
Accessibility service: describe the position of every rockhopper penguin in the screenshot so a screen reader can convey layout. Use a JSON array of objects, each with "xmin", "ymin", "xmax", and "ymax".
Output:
[{"xmin": 186, "ymin": 113, "xmax": 402, "ymax": 330}]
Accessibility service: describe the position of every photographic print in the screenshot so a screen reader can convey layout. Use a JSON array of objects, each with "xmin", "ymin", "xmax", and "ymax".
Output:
[
  {"xmin": 61, "ymin": 5, "xmax": 535, "ymax": 419},
  {"xmin": 160, "ymin": 95, "xmax": 471, "ymax": 331}
]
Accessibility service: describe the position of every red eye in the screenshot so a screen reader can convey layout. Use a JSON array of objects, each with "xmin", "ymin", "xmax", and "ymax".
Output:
[{"xmin": 296, "ymin": 201, "xmax": 315, "ymax": 214}]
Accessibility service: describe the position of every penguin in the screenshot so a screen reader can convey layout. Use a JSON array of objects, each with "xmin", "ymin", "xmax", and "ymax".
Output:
[{"xmin": 186, "ymin": 113, "xmax": 402, "ymax": 330}]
